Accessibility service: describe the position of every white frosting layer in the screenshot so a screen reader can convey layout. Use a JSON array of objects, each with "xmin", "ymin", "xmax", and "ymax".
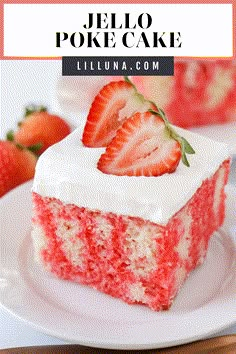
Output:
[{"xmin": 32, "ymin": 127, "xmax": 229, "ymax": 225}]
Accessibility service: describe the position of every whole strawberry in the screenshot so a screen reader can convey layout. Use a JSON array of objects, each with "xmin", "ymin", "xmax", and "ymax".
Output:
[
  {"xmin": 0, "ymin": 140, "xmax": 37, "ymax": 197},
  {"xmin": 14, "ymin": 106, "xmax": 71, "ymax": 155}
]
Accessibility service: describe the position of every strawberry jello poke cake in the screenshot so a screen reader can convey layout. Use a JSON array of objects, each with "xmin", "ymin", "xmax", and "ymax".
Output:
[
  {"xmin": 31, "ymin": 78, "xmax": 230, "ymax": 311},
  {"xmin": 130, "ymin": 60, "xmax": 236, "ymax": 127}
]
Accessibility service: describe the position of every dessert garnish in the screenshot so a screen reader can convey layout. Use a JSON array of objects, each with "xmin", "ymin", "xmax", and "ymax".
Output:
[
  {"xmin": 83, "ymin": 77, "xmax": 195, "ymax": 176},
  {"xmin": 97, "ymin": 111, "xmax": 181, "ymax": 176},
  {"xmin": 82, "ymin": 79, "xmax": 155, "ymax": 147}
]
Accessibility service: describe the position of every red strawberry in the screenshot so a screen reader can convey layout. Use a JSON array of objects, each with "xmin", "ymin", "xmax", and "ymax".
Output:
[
  {"xmin": 98, "ymin": 110, "xmax": 195, "ymax": 177},
  {"xmin": 82, "ymin": 78, "xmax": 155, "ymax": 147},
  {"xmin": 14, "ymin": 106, "xmax": 71, "ymax": 155},
  {"xmin": 0, "ymin": 141, "xmax": 37, "ymax": 197}
]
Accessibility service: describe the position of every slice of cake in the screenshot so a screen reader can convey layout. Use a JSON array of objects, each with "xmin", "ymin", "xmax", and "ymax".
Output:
[
  {"xmin": 129, "ymin": 60, "xmax": 236, "ymax": 127},
  {"xmin": 31, "ymin": 79, "xmax": 230, "ymax": 311}
]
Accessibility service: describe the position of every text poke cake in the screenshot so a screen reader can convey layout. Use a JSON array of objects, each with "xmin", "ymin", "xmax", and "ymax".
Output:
[{"xmin": 31, "ymin": 78, "xmax": 230, "ymax": 311}]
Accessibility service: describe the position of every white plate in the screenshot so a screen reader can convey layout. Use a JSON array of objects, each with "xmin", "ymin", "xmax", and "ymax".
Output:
[
  {"xmin": 0, "ymin": 182, "xmax": 235, "ymax": 350},
  {"xmin": 191, "ymin": 122, "xmax": 236, "ymax": 156}
]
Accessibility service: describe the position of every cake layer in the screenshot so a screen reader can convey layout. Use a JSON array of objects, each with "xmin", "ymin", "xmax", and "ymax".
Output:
[
  {"xmin": 32, "ymin": 127, "xmax": 229, "ymax": 225},
  {"xmin": 32, "ymin": 159, "xmax": 230, "ymax": 311},
  {"xmin": 131, "ymin": 61, "xmax": 236, "ymax": 127}
]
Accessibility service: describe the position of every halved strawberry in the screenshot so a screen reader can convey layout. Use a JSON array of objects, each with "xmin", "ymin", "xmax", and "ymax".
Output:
[
  {"xmin": 97, "ymin": 110, "xmax": 195, "ymax": 177},
  {"xmin": 82, "ymin": 78, "xmax": 155, "ymax": 147}
]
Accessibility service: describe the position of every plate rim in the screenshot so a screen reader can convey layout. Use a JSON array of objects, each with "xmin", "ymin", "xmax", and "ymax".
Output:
[{"xmin": 0, "ymin": 181, "xmax": 235, "ymax": 350}]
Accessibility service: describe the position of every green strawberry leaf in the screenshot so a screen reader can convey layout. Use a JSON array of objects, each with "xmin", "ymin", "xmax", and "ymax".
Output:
[
  {"xmin": 15, "ymin": 143, "xmax": 25, "ymax": 150},
  {"xmin": 181, "ymin": 137, "xmax": 195, "ymax": 154},
  {"xmin": 24, "ymin": 104, "xmax": 47, "ymax": 118},
  {"xmin": 181, "ymin": 151, "xmax": 190, "ymax": 167},
  {"xmin": 27, "ymin": 143, "xmax": 43, "ymax": 154},
  {"xmin": 6, "ymin": 130, "xmax": 15, "ymax": 142},
  {"xmin": 124, "ymin": 76, "xmax": 132, "ymax": 85}
]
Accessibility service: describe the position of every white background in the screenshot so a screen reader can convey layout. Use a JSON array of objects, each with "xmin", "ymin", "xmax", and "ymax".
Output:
[
  {"xmin": 0, "ymin": 60, "xmax": 108, "ymax": 139},
  {"xmin": 4, "ymin": 4, "xmax": 233, "ymax": 57}
]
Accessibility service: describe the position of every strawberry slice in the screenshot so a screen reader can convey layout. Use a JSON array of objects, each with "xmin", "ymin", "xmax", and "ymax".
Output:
[
  {"xmin": 82, "ymin": 79, "xmax": 155, "ymax": 147},
  {"xmin": 97, "ymin": 110, "xmax": 195, "ymax": 177}
]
